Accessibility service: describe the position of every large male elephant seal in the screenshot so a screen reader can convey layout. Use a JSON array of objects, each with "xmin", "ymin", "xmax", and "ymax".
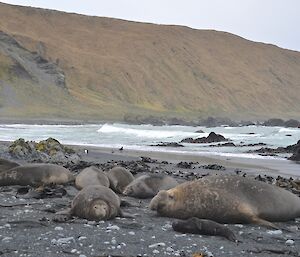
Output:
[
  {"xmin": 150, "ymin": 174, "xmax": 300, "ymax": 228},
  {"xmin": 0, "ymin": 158, "xmax": 19, "ymax": 173},
  {"xmin": 57, "ymin": 185, "xmax": 123, "ymax": 221},
  {"xmin": 0, "ymin": 164, "xmax": 74, "ymax": 186},
  {"xmin": 75, "ymin": 166, "xmax": 110, "ymax": 190},
  {"xmin": 107, "ymin": 166, "xmax": 134, "ymax": 193},
  {"xmin": 123, "ymin": 174, "xmax": 178, "ymax": 199}
]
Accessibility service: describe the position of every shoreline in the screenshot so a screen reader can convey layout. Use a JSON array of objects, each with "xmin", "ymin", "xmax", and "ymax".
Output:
[
  {"xmin": 1, "ymin": 138, "xmax": 299, "ymax": 178},
  {"xmin": 72, "ymin": 144, "xmax": 300, "ymax": 178}
]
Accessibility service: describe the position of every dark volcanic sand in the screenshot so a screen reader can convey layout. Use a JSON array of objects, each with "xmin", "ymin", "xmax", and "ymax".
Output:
[{"xmin": 0, "ymin": 145, "xmax": 300, "ymax": 257}]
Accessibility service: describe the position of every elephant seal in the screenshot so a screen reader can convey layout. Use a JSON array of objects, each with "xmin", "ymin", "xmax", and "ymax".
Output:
[
  {"xmin": 75, "ymin": 166, "xmax": 110, "ymax": 190},
  {"xmin": 107, "ymin": 166, "xmax": 134, "ymax": 193},
  {"xmin": 0, "ymin": 158, "xmax": 19, "ymax": 173},
  {"xmin": 0, "ymin": 164, "xmax": 74, "ymax": 186},
  {"xmin": 172, "ymin": 217, "xmax": 237, "ymax": 242},
  {"xmin": 123, "ymin": 174, "xmax": 178, "ymax": 198},
  {"xmin": 150, "ymin": 174, "xmax": 300, "ymax": 228},
  {"xmin": 58, "ymin": 185, "xmax": 123, "ymax": 221}
]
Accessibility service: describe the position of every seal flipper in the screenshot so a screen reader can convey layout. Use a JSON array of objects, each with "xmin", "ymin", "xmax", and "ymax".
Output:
[
  {"xmin": 53, "ymin": 208, "xmax": 72, "ymax": 222},
  {"xmin": 250, "ymin": 216, "xmax": 279, "ymax": 230},
  {"xmin": 118, "ymin": 209, "xmax": 136, "ymax": 219}
]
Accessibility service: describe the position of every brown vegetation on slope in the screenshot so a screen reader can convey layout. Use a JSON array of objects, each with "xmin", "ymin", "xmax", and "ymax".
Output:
[{"xmin": 0, "ymin": 2, "xmax": 300, "ymax": 121}]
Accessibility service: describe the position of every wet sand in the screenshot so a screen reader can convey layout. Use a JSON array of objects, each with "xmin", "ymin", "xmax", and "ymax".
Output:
[{"xmin": 72, "ymin": 144, "xmax": 300, "ymax": 178}]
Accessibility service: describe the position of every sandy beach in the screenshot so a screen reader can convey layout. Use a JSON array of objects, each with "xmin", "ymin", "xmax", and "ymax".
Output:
[{"xmin": 0, "ymin": 141, "xmax": 300, "ymax": 257}]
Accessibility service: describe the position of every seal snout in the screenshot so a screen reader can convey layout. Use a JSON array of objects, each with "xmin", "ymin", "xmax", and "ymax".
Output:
[{"xmin": 90, "ymin": 200, "xmax": 109, "ymax": 220}]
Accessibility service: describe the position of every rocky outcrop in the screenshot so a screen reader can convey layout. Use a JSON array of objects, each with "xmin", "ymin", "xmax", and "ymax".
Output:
[
  {"xmin": 9, "ymin": 138, "xmax": 79, "ymax": 164},
  {"xmin": 150, "ymin": 142, "xmax": 184, "ymax": 147},
  {"xmin": 181, "ymin": 132, "xmax": 228, "ymax": 144},
  {"xmin": 288, "ymin": 140, "xmax": 300, "ymax": 161},
  {"xmin": 198, "ymin": 117, "xmax": 238, "ymax": 127},
  {"xmin": 263, "ymin": 118, "xmax": 300, "ymax": 128},
  {"xmin": 248, "ymin": 140, "xmax": 300, "ymax": 160}
]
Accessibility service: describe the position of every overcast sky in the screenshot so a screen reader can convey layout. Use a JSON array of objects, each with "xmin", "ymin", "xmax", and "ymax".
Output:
[{"xmin": 2, "ymin": 0, "xmax": 300, "ymax": 52}]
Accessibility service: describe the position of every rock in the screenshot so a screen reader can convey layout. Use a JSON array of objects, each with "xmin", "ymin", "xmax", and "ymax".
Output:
[
  {"xmin": 177, "ymin": 161, "xmax": 193, "ymax": 169},
  {"xmin": 289, "ymin": 147, "xmax": 300, "ymax": 161},
  {"xmin": 210, "ymin": 142, "xmax": 236, "ymax": 147},
  {"xmin": 150, "ymin": 142, "xmax": 184, "ymax": 147},
  {"xmin": 194, "ymin": 129, "xmax": 204, "ymax": 133},
  {"xmin": 285, "ymin": 239, "xmax": 295, "ymax": 246},
  {"xmin": 181, "ymin": 132, "xmax": 228, "ymax": 144},
  {"xmin": 199, "ymin": 164, "xmax": 226, "ymax": 171},
  {"xmin": 198, "ymin": 117, "xmax": 238, "ymax": 127},
  {"xmin": 8, "ymin": 137, "xmax": 79, "ymax": 164},
  {"xmin": 263, "ymin": 118, "xmax": 285, "ymax": 127},
  {"xmin": 284, "ymin": 119, "xmax": 300, "ymax": 128}
]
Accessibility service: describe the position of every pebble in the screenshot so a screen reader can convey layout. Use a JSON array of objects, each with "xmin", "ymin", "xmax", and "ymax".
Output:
[
  {"xmin": 54, "ymin": 226, "xmax": 63, "ymax": 231},
  {"xmin": 128, "ymin": 231, "xmax": 135, "ymax": 235},
  {"xmin": 51, "ymin": 237, "xmax": 75, "ymax": 245},
  {"xmin": 2, "ymin": 236, "xmax": 13, "ymax": 242},
  {"xmin": 266, "ymin": 230, "xmax": 283, "ymax": 235},
  {"xmin": 166, "ymin": 247, "xmax": 174, "ymax": 252},
  {"xmin": 285, "ymin": 239, "xmax": 295, "ymax": 246},
  {"xmin": 106, "ymin": 225, "xmax": 120, "ymax": 230},
  {"xmin": 152, "ymin": 250, "xmax": 160, "ymax": 254},
  {"xmin": 149, "ymin": 242, "xmax": 166, "ymax": 248}
]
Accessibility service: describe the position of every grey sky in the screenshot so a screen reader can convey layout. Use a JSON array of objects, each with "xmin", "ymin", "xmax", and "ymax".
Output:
[{"xmin": 2, "ymin": 0, "xmax": 300, "ymax": 51}]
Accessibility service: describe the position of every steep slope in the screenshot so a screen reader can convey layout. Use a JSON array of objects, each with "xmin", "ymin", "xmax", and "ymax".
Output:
[{"xmin": 0, "ymin": 2, "xmax": 300, "ymax": 121}]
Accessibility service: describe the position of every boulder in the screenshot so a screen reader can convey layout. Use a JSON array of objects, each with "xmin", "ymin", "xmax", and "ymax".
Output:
[
  {"xmin": 181, "ymin": 132, "xmax": 228, "ymax": 144},
  {"xmin": 8, "ymin": 137, "xmax": 78, "ymax": 164}
]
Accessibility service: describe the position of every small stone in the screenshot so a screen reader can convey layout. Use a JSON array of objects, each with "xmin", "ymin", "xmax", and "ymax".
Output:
[
  {"xmin": 106, "ymin": 225, "xmax": 120, "ymax": 230},
  {"xmin": 149, "ymin": 242, "xmax": 166, "ymax": 248},
  {"xmin": 166, "ymin": 247, "xmax": 174, "ymax": 252},
  {"xmin": 71, "ymin": 249, "xmax": 77, "ymax": 253},
  {"xmin": 54, "ymin": 226, "xmax": 63, "ymax": 231},
  {"xmin": 2, "ymin": 237, "xmax": 13, "ymax": 242},
  {"xmin": 266, "ymin": 230, "xmax": 282, "ymax": 235},
  {"xmin": 285, "ymin": 239, "xmax": 295, "ymax": 246},
  {"xmin": 78, "ymin": 236, "xmax": 87, "ymax": 241},
  {"xmin": 153, "ymin": 250, "xmax": 160, "ymax": 254},
  {"xmin": 128, "ymin": 231, "xmax": 135, "ymax": 235}
]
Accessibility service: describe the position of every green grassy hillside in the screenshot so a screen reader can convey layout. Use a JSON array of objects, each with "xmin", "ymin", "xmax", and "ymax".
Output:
[{"xmin": 1, "ymin": 2, "xmax": 300, "ymax": 121}]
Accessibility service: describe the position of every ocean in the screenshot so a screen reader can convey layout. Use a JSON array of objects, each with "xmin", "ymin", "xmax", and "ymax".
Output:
[{"xmin": 0, "ymin": 123, "xmax": 299, "ymax": 160}]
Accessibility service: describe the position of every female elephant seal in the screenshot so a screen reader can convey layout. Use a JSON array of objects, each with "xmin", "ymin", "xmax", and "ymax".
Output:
[
  {"xmin": 150, "ymin": 174, "xmax": 300, "ymax": 228},
  {"xmin": 0, "ymin": 163, "xmax": 74, "ymax": 186},
  {"xmin": 75, "ymin": 166, "xmax": 110, "ymax": 190},
  {"xmin": 123, "ymin": 174, "xmax": 178, "ymax": 198},
  {"xmin": 107, "ymin": 166, "xmax": 134, "ymax": 193},
  {"xmin": 59, "ymin": 185, "xmax": 123, "ymax": 221}
]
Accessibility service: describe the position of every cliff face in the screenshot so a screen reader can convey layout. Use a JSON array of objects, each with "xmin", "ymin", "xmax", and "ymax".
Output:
[{"xmin": 1, "ymin": 2, "xmax": 300, "ymax": 121}]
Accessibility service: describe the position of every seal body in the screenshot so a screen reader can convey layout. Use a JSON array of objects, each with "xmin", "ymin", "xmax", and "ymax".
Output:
[
  {"xmin": 0, "ymin": 164, "xmax": 74, "ymax": 186},
  {"xmin": 123, "ymin": 174, "xmax": 178, "ymax": 199},
  {"xmin": 107, "ymin": 166, "xmax": 134, "ymax": 193},
  {"xmin": 70, "ymin": 185, "xmax": 121, "ymax": 220},
  {"xmin": 75, "ymin": 166, "xmax": 109, "ymax": 190},
  {"xmin": 0, "ymin": 158, "xmax": 19, "ymax": 173},
  {"xmin": 150, "ymin": 174, "xmax": 300, "ymax": 226},
  {"xmin": 172, "ymin": 217, "xmax": 237, "ymax": 242}
]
